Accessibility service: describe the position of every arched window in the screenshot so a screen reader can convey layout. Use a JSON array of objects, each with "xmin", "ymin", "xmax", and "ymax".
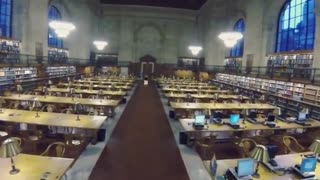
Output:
[
  {"xmin": 48, "ymin": 6, "xmax": 63, "ymax": 48},
  {"xmin": 0, "ymin": 0, "xmax": 12, "ymax": 37},
  {"xmin": 230, "ymin": 19, "xmax": 245, "ymax": 57},
  {"xmin": 276, "ymin": 0, "xmax": 315, "ymax": 52}
]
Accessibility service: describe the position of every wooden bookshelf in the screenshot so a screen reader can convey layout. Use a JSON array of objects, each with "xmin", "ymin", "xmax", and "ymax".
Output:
[
  {"xmin": 213, "ymin": 79, "xmax": 320, "ymax": 120},
  {"xmin": 48, "ymin": 47, "xmax": 69, "ymax": 62},
  {"xmin": 46, "ymin": 66, "xmax": 76, "ymax": 77},
  {"xmin": 216, "ymin": 73, "xmax": 305, "ymax": 98},
  {"xmin": 224, "ymin": 57, "xmax": 242, "ymax": 71},
  {"xmin": 266, "ymin": 52, "xmax": 313, "ymax": 78}
]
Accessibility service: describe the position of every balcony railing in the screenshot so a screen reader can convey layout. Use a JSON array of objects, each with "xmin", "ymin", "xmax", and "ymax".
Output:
[{"xmin": 1, "ymin": 55, "xmax": 320, "ymax": 85}]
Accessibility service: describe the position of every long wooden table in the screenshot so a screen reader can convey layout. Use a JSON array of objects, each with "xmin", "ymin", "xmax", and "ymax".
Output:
[
  {"xmin": 57, "ymin": 83, "xmax": 132, "ymax": 90},
  {"xmin": 162, "ymin": 88, "xmax": 229, "ymax": 94},
  {"xmin": 1, "ymin": 94, "xmax": 120, "ymax": 107},
  {"xmin": 35, "ymin": 88, "xmax": 126, "ymax": 97},
  {"xmin": 160, "ymin": 84, "xmax": 217, "ymax": 89},
  {"xmin": 158, "ymin": 80, "xmax": 205, "ymax": 85},
  {"xmin": 170, "ymin": 102, "xmax": 279, "ymax": 110},
  {"xmin": 0, "ymin": 108, "xmax": 106, "ymax": 129},
  {"xmin": 74, "ymin": 80, "xmax": 133, "ymax": 86},
  {"xmin": 0, "ymin": 154, "xmax": 73, "ymax": 180},
  {"xmin": 179, "ymin": 118, "xmax": 320, "ymax": 132},
  {"xmin": 203, "ymin": 153, "xmax": 320, "ymax": 179},
  {"xmin": 165, "ymin": 94, "xmax": 249, "ymax": 100},
  {"xmin": 87, "ymin": 78, "xmax": 135, "ymax": 83}
]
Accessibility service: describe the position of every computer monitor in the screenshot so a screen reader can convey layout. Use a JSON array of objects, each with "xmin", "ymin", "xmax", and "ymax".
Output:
[
  {"xmin": 266, "ymin": 145, "xmax": 278, "ymax": 167},
  {"xmin": 236, "ymin": 159, "xmax": 255, "ymax": 177},
  {"xmin": 280, "ymin": 109, "xmax": 288, "ymax": 118},
  {"xmin": 194, "ymin": 115, "xmax": 206, "ymax": 125},
  {"xmin": 249, "ymin": 111, "xmax": 257, "ymax": 119},
  {"xmin": 300, "ymin": 157, "xmax": 317, "ymax": 173},
  {"xmin": 214, "ymin": 111, "xmax": 223, "ymax": 119},
  {"xmin": 230, "ymin": 114, "xmax": 240, "ymax": 125},
  {"xmin": 298, "ymin": 112, "xmax": 307, "ymax": 121},
  {"xmin": 267, "ymin": 115, "xmax": 276, "ymax": 123}
]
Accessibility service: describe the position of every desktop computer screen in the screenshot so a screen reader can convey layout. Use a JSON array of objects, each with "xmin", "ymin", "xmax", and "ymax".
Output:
[
  {"xmin": 267, "ymin": 115, "xmax": 276, "ymax": 123},
  {"xmin": 298, "ymin": 112, "xmax": 307, "ymax": 121},
  {"xmin": 237, "ymin": 159, "xmax": 255, "ymax": 177},
  {"xmin": 194, "ymin": 115, "xmax": 206, "ymax": 125},
  {"xmin": 249, "ymin": 111, "xmax": 257, "ymax": 119},
  {"xmin": 301, "ymin": 157, "xmax": 317, "ymax": 173},
  {"xmin": 214, "ymin": 111, "xmax": 223, "ymax": 119},
  {"xmin": 230, "ymin": 114, "xmax": 240, "ymax": 125}
]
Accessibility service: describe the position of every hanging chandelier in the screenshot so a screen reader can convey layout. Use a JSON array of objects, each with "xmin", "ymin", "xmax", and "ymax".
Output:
[
  {"xmin": 218, "ymin": 32, "xmax": 243, "ymax": 48},
  {"xmin": 188, "ymin": 46, "xmax": 203, "ymax": 56},
  {"xmin": 49, "ymin": 20, "xmax": 76, "ymax": 38},
  {"xmin": 93, "ymin": 41, "xmax": 108, "ymax": 51}
]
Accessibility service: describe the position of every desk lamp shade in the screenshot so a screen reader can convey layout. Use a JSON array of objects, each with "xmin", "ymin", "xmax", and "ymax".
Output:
[
  {"xmin": 16, "ymin": 85, "xmax": 23, "ymax": 96},
  {"xmin": 250, "ymin": 145, "xmax": 269, "ymax": 178},
  {"xmin": 251, "ymin": 145, "xmax": 270, "ymax": 163},
  {"xmin": 32, "ymin": 98, "xmax": 41, "ymax": 109},
  {"xmin": 70, "ymin": 88, "xmax": 75, "ymax": 94},
  {"xmin": 0, "ymin": 138, "xmax": 22, "ymax": 174},
  {"xmin": 309, "ymin": 140, "xmax": 320, "ymax": 155},
  {"xmin": 74, "ymin": 102, "xmax": 81, "ymax": 120},
  {"xmin": 98, "ymin": 89, "xmax": 103, "ymax": 96},
  {"xmin": 43, "ymin": 86, "xmax": 48, "ymax": 95}
]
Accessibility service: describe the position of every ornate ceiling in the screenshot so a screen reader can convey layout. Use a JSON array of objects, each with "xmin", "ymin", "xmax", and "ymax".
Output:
[{"xmin": 100, "ymin": 0, "xmax": 208, "ymax": 10}]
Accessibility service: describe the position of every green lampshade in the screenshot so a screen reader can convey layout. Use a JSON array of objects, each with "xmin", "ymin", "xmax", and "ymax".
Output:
[
  {"xmin": 32, "ymin": 98, "xmax": 42, "ymax": 108},
  {"xmin": 16, "ymin": 85, "xmax": 23, "ymax": 92},
  {"xmin": 309, "ymin": 139, "xmax": 320, "ymax": 154},
  {"xmin": 250, "ymin": 145, "xmax": 270, "ymax": 163},
  {"xmin": 0, "ymin": 138, "xmax": 22, "ymax": 158}
]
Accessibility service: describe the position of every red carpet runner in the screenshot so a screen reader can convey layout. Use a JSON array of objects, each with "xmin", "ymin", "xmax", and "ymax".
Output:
[{"xmin": 89, "ymin": 82, "xmax": 189, "ymax": 180}]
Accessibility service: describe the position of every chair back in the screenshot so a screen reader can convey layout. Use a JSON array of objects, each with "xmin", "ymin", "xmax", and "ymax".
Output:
[
  {"xmin": 41, "ymin": 142, "xmax": 66, "ymax": 157},
  {"xmin": 238, "ymin": 138, "xmax": 257, "ymax": 158},
  {"xmin": 283, "ymin": 136, "xmax": 305, "ymax": 154}
]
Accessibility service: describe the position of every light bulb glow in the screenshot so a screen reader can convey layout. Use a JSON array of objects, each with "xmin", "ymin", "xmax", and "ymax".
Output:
[
  {"xmin": 188, "ymin": 45, "xmax": 203, "ymax": 55},
  {"xmin": 49, "ymin": 20, "xmax": 76, "ymax": 38},
  {"xmin": 218, "ymin": 32, "xmax": 243, "ymax": 48},
  {"xmin": 93, "ymin": 41, "xmax": 108, "ymax": 51}
]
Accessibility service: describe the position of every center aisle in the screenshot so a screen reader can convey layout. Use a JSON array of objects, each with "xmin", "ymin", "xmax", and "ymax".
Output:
[{"xmin": 89, "ymin": 81, "xmax": 189, "ymax": 180}]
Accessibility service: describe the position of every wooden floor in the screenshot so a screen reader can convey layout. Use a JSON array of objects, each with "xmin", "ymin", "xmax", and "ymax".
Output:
[{"xmin": 89, "ymin": 81, "xmax": 189, "ymax": 180}]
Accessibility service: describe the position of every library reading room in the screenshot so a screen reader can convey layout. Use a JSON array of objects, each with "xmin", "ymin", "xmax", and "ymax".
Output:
[{"xmin": 1, "ymin": 0, "xmax": 320, "ymax": 180}]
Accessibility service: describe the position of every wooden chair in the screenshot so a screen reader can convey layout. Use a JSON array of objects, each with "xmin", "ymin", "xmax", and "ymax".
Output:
[
  {"xmin": 41, "ymin": 142, "xmax": 66, "ymax": 157},
  {"xmin": 9, "ymin": 101, "xmax": 20, "ymax": 109},
  {"xmin": 20, "ymin": 130, "xmax": 44, "ymax": 154},
  {"xmin": 0, "ymin": 125, "xmax": 15, "ymax": 143},
  {"xmin": 195, "ymin": 135, "xmax": 216, "ymax": 160},
  {"xmin": 283, "ymin": 136, "xmax": 305, "ymax": 154},
  {"xmin": 237, "ymin": 138, "xmax": 257, "ymax": 158},
  {"xmin": 40, "ymin": 104, "xmax": 56, "ymax": 112}
]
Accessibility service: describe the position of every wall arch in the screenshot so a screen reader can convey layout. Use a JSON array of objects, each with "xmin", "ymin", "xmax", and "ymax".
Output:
[
  {"xmin": 48, "ymin": 0, "xmax": 72, "ymax": 20},
  {"xmin": 133, "ymin": 23, "xmax": 165, "ymax": 62}
]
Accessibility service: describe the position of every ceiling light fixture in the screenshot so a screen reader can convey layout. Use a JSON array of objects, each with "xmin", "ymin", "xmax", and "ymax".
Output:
[
  {"xmin": 49, "ymin": 20, "xmax": 76, "ymax": 38},
  {"xmin": 218, "ymin": 32, "xmax": 243, "ymax": 48},
  {"xmin": 188, "ymin": 14, "xmax": 203, "ymax": 56},
  {"xmin": 188, "ymin": 46, "xmax": 203, "ymax": 56},
  {"xmin": 93, "ymin": 41, "xmax": 108, "ymax": 51}
]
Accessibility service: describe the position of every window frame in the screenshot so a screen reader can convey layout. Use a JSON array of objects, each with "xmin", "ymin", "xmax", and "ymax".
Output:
[
  {"xmin": 275, "ymin": 0, "xmax": 316, "ymax": 53},
  {"xmin": 230, "ymin": 19, "xmax": 245, "ymax": 57},
  {"xmin": 48, "ymin": 5, "xmax": 63, "ymax": 48},
  {"xmin": 0, "ymin": 0, "xmax": 13, "ymax": 38}
]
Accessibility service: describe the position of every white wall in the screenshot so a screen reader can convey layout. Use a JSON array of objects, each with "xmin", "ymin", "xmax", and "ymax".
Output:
[
  {"xmin": 96, "ymin": 5, "xmax": 199, "ymax": 64},
  {"xmin": 13, "ymin": 0, "xmax": 320, "ymax": 67}
]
